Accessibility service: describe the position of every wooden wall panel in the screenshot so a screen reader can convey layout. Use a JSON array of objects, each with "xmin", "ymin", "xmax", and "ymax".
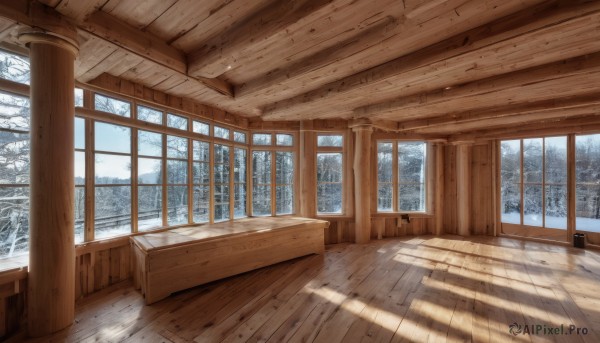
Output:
[
  {"xmin": 471, "ymin": 143, "xmax": 495, "ymax": 235},
  {"xmin": 443, "ymin": 145, "xmax": 458, "ymax": 234},
  {"xmin": 0, "ymin": 270, "xmax": 26, "ymax": 340},
  {"xmin": 75, "ymin": 243, "xmax": 132, "ymax": 300}
]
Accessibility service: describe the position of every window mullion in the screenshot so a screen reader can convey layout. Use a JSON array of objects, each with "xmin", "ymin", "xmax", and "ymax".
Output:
[{"xmin": 392, "ymin": 142, "xmax": 398, "ymax": 212}]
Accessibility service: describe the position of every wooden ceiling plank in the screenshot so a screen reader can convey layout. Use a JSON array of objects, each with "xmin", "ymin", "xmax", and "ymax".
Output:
[
  {"xmin": 187, "ymin": 0, "xmax": 359, "ymax": 78},
  {"xmin": 101, "ymin": 0, "xmax": 177, "ymax": 29},
  {"xmin": 53, "ymin": 0, "xmax": 106, "ymax": 22},
  {"xmin": 361, "ymin": 52, "xmax": 600, "ymax": 119},
  {"xmin": 260, "ymin": 0, "xmax": 600, "ymax": 120},
  {"xmin": 170, "ymin": 0, "xmax": 273, "ymax": 52},
  {"xmin": 79, "ymin": 49, "xmax": 144, "ymax": 83}
]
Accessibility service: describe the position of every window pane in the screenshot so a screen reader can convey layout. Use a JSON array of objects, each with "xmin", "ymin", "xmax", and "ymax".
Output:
[
  {"xmin": 253, "ymin": 151, "xmax": 271, "ymax": 184},
  {"xmin": 523, "ymin": 184, "xmax": 542, "ymax": 227},
  {"xmin": 138, "ymin": 158, "xmax": 162, "ymax": 184},
  {"xmin": 234, "ymin": 148, "xmax": 246, "ymax": 183},
  {"xmin": 317, "ymin": 153, "xmax": 342, "ymax": 183},
  {"xmin": 138, "ymin": 185, "xmax": 162, "ymax": 231},
  {"xmin": 214, "ymin": 184, "xmax": 230, "ymax": 221},
  {"xmin": 214, "ymin": 144, "xmax": 230, "ymax": 164},
  {"xmin": 95, "ymin": 122, "xmax": 130, "ymax": 153},
  {"xmin": 75, "ymin": 88, "xmax": 84, "ymax": 107},
  {"xmin": 0, "ymin": 91, "xmax": 30, "ymax": 131},
  {"xmin": 276, "ymin": 185, "xmax": 293, "ymax": 215},
  {"xmin": 193, "ymin": 121, "xmax": 210, "ymax": 135},
  {"xmin": 0, "ymin": 187, "xmax": 29, "ymax": 258},
  {"xmin": 399, "ymin": 184, "xmax": 425, "ymax": 212},
  {"xmin": 0, "ymin": 131, "xmax": 29, "ymax": 184},
  {"xmin": 275, "ymin": 152, "xmax": 293, "ymax": 185},
  {"xmin": 193, "ymin": 162, "xmax": 210, "ymax": 184},
  {"xmin": 75, "ymin": 151, "xmax": 85, "ymax": 186},
  {"xmin": 95, "ymin": 154, "xmax": 130, "ymax": 184},
  {"xmin": 74, "ymin": 187, "xmax": 84, "ymax": 244},
  {"xmin": 214, "ymin": 126, "xmax": 230, "ymax": 139},
  {"xmin": 253, "ymin": 134, "xmax": 271, "ymax": 145},
  {"xmin": 276, "ymin": 134, "xmax": 293, "ymax": 146},
  {"xmin": 95, "ymin": 186, "xmax": 131, "ymax": 239},
  {"xmin": 234, "ymin": 184, "xmax": 247, "ymax": 219},
  {"xmin": 501, "ymin": 140, "xmax": 521, "ymax": 224},
  {"xmin": 138, "ymin": 130, "xmax": 162, "ymax": 157},
  {"xmin": 167, "ymin": 185, "xmax": 188, "ymax": 225},
  {"xmin": 545, "ymin": 185, "xmax": 567, "ymax": 229},
  {"xmin": 167, "ymin": 160, "xmax": 188, "ymax": 184},
  {"xmin": 137, "ymin": 105, "xmax": 162, "ymax": 124},
  {"xmin": 317, "ymin": 183, "xmax": 342, "ymax": 214},
  {"xmin": 167, "ymin": 113, "xmax": 188, "ymax": 130},
  {"xmin": 398, "ymin": 142, "xmax": 425, "ymax": 184},
  {"xmin": 377, "ymin": 143, "xmax": 393, "ymax": 211},
  {"xmin": 317, "ymin": 135, "xmax": 343, "ymax": 147},
  {"xmin": 234, "ymin": 131, "xmax": 246, "ymax": 143},
  {"xmin": 0, "ymin": 50, "xmax": 29, "ymax": 84},
  {"xmin": 193, "ymin": 184, "xmax": 210, "ymax": 223},
  {"xmin": 576, "ymin": 134, "xmax": 600, "ymax": 232},
  {"xmin": 253, "ymin": 185, "xmax": 271, "ymax": 216},
  {"xmin": 378, "ymin": 184, "xmax": 393, "ymax": 211},
  {"xmin": 523, "ymin": 138, "xmax": 542, "ymax": 183},
  {"xmin": 317, "ymin": 153, "xmax": 342, "ymax": 214},
  {"xmin": 94, "ymin": 94, "xmax": 130, "ymax": 117},
  {"xmin": 214, "ymin": 164, "xmax": 230, "ymax": 184},
  {"xmin": 193, "ymin": 140, "xmax": 210, "ymax": 161},
  {"xmin": 75, "ymin": 117, "xmax": 85, "ymax": 149},
  {"xmin": 167, "ymin": 135, "xmax": 187, "ymax": 159},
  {"xmin": 253, "ymin": 151, "xmax": 271, "ymax": 216}
]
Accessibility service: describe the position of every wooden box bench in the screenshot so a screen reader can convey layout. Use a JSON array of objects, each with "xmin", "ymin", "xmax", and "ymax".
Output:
[{"xmin": 130, "ymin": 217, "xmax": 329, "ymax": 304}]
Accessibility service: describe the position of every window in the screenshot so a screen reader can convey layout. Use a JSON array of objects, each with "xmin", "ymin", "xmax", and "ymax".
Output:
[
  {"xmin": 234, "ymin": 148, "xmax": 247, "ymax": 218},
  {"xmin": 75, "ymin": 88, "xmax": 84, "ymax": 107},
  {"xmin": 576, "ymin": 134, "xmax": 600, "ymax": 232},
  {"xmin": 500, "ymin": 137, "xmax": 567, "ymax": 229},
  {"xmin": 167, "ymin": 135, "xmax": 188, "ymax": 225},
  {"xmin": 94, "ymin": 122, "xmax": 131, "ymax": 239},
  {"xmin": 167, "ymin": 113, "xmax": 188, "ymax": 130},
  {"xmin": 214, "ymin": 144, "xmax": 230, "ymax": 221},
  {"xmin": 0, "ymin": 91, "xmax": 30, "ymax": 259},
  {"xmin": 275, "ymin": 152, "xmax": 294, "ymax": 214},
  {"xmin": 138, "ymin": 105, "xmax": 162, "ymax": 125},
  {"xmin": 214, "ymin": 126, "xmax": 230, "ymax": 140},
  {"xmin": 74, "ymin": 117, "xmax": 85, "ymax": 243},
  {"xmin": 252, "ymin": 151, "xmax": 271, "ymax": 216},
  {"xmin": 375, "ymin": 141, "xmax": 427, "ymax": 213},
  {"xmin": 234, "ymin": 131, "xmax": 246, "ymax": 143},
  {"xmin": 94, "ymin": 94, "xmax": 131, "ymax": 117},
  {"xmin": 253, "ymin": 133, "xmax": 271, "ymax": 145},
  {"xmin": 0, "ymin": 50, "xmax": 29, "ymax": 84},
  {"xmin": 317, "ymin": 133, "xmax": 344, "ymax": 214},
  {"xmin": 193, "ymin": 140, "xmax": 210, "ymax": 223},
  {"xmin": 276, "ymin": 134, "xmax": 293, "ymax": 146},
  {"xmin": 138, "ymin": 130, "xmax": 163, "ymax": 231},
  {"xmin": 193, "ymin": 121, "xmax": 210, "ymax": 136}
]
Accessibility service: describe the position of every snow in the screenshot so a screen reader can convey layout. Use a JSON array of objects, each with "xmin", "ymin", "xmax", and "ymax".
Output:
[{"xmin": 502, "ymin": 212, "xmax": 600, "ymax": 232}]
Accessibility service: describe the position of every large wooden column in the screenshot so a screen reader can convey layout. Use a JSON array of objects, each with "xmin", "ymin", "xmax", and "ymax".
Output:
[
  {"xmin": 20, "ymin": 28, "xmax": 79, "ymax": 337},
  {"xmin": 299, "ymin": 121, "xmax": 316, "ymax": 217},
  {"xmin": 456, "ymin": 143, "xmax": 472, "ymax": 236},
  {"xmin": 352, "ymin": 122, "xmax": 372, "ymax": 243}
]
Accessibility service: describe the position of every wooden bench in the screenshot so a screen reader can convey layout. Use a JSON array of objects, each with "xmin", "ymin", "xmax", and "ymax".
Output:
[{"xmin": 130, "ymin": 216, "xmax": 329, "ymax": 304}]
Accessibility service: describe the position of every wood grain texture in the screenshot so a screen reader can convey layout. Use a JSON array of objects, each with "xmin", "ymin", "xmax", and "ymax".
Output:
[{"xmin": 7, "ymin": 236, "xmax": 600, "ymax": 343}]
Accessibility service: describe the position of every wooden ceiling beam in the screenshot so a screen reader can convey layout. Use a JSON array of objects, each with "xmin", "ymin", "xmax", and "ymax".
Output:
[
  {"xmin": 360, "ymin": 52, "xmax": 600, "ymax": 120},
  {"xmin": 260, "ymin": 0, "xmax": 600, "ymax": 120},
  {"xmin": 0, "ymin": 0, "xmax": 234, "ymax": 97},
  {"xmin": 187, "ymin": 0, "xmax": 339, "ymax": 79}
]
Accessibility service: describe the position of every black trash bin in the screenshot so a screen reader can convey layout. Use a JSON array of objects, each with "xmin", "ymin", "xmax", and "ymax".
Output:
[{"xmin": 573, "ymin": 233, "xmax": 585, "ymax": 249}]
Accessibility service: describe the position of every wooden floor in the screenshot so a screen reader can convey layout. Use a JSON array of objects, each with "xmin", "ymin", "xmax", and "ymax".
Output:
[{"xmin": 10, "ymin": 236, "xmax": 600, "ymax": 343}]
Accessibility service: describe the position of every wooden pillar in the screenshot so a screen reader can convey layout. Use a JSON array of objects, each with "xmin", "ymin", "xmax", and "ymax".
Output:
[
  {"xmin": 352, "ymin": 123, "xmax": 372, "ymax": 244},
  {"xmin": 19, "ymin": 28, "xmax": 79, "ymax": 337},
  {"xmin": 456, "ymin": 143, "xmax": 472, "ymax": 236},
  {"xmin": 299, "ymin": 121, "xmax": 316, "ymax": 217},
  {"xmin": 434, "ymin": 143, "xmax": 445, "ymax": 235}
]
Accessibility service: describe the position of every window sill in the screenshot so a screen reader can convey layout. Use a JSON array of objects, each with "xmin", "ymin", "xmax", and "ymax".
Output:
[
  {"xmin": 0, "ymin": 254, "xmax": 28, "ymax": 275},
  {"xmin": 372, "ymin": 212, "xmax": 434, "ymax": 219}
]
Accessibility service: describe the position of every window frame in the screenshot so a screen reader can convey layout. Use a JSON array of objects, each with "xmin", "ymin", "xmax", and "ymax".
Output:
[{"xmin": 316, "ymin": 132, "xmax": 346, "ymax": 216}]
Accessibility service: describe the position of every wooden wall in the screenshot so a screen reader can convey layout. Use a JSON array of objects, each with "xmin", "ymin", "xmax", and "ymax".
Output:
[{"xmin": 0, "ymin": 269, "xmax": 26, "ymax": 339}]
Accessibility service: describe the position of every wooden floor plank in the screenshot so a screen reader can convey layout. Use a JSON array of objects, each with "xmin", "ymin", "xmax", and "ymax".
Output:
[{"xmin": 8, "ymin": 236, "xmax": 600, "ymax": 343}]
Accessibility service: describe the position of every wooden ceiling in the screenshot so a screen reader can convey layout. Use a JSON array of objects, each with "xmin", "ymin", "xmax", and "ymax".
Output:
[{"xmin": 1, "ymin": 0, "xmax": 600, "ymax": 137}]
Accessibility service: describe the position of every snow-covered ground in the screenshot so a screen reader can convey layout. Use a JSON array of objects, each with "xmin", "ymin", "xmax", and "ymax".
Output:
[{"xmin": 501, "ymin": 212, "xmax": 600, "ymax": 232}]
